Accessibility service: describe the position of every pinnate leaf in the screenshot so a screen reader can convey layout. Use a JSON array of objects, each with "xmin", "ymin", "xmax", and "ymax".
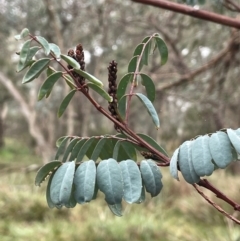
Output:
[
  {"xmin": 35, "ymin": 161, "xmax": 62, "ymax": 186},
  {"xmin": 97, "ymin": 158, "xmax": 123, "ymax": 205},
  {"xmin": 36, "ymin": 36, "xmax": 51, "ymax": 55},
  {"xmin": 22, "ymin": 58, "xmax": 50, "ymax": 83},
  {"xmin": 58, "ymin": 89, "xmax": 77, "ymax": 118},
  {"xmin": 38, "ymin": 71, "xmax": 62, "ymax": 100},
  {"xmin": 87, "ymin": 83, "xmax": 113, "ymax": 102},
  {"xmin": 74, "ymin": 160, "xmax": 96, "ymax": 204}
]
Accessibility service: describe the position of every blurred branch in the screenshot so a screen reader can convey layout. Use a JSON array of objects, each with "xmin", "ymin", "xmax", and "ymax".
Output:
[
  {"xmin": 156, "ymin": 35, "xmax": 238, "ymax": 91},
  {"xmin": 223, "ymin": 0, "xmax": 240, "ymax": 12},
  {"xmin": 193, "ymin": 183, "xmax": 240, "ymax": 225},
  {"xmin": 132, "ymin": 0, "xmax": 240, "ymax": 29}
]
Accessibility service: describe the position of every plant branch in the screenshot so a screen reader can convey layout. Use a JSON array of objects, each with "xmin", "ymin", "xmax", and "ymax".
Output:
[
  {"xmin": 131, "ymin": 0, "xmax": 240, "ymax": 29},
  {"xmin": 197, "ymin": 179, "xmax": 240, "ymax": 211},
  {"xmin": 193, "ymin": 183, "xmax": 240, "ymax": 225}
]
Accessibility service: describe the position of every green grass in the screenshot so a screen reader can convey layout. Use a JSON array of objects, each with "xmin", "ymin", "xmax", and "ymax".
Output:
[{"xmin": 0, "ymin": 139, "xmax": 240, "ymax": 241}]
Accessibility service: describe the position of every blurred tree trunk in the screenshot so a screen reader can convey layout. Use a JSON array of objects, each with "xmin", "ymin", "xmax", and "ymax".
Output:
[{"xmin": 0, "ymin": 72, "xmax": 51, "ymax": 163}]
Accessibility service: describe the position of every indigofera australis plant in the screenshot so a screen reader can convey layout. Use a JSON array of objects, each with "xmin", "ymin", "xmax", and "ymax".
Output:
[{"xmin": 15, "ymin": 28, "xmax": 240, "ymax": 223}]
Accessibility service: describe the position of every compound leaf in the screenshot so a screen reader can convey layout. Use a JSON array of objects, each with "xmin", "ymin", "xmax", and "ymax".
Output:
[
  {"xmin": 87, "ymin": 82, "xmax": 113, "ymax": 102},
  {"xmin": 140, "ymin": 73, "xmax": 155, "ymax": 102},
  {"xmin": 119, "ymin": 160, "xmax": 142, "ymax": 203},
  {"xmin": 61, "ymin": 54, "xmax": 80, "ymax": 69},
  {"xmin": 137, "ymin": 133, "xmax": 168, "ymax": 157},
  {"xmin": 76, "ymin": 137, "xmax": 96, "ymax": 162},
  {"xmin": 36, "ymin": 36, "xmax": 50, "ymax": 55},
  {"xmin": 73, "ymin": 68, "xmax": 103, "ymax": 87},
  {"xmin": 19, "ymin": 39, "xmax": 31, "ymax": 65},
  {"xmin": 55, "ymin": 137, "xmax": 70, "ymax": 160},
  {"xmin": 22, "ymin": 58, "xmax": 50, "ymax": 83},
  {"xmin": 58, "ymin": 89, "xmax": 77, "ymax": 118},
  {"xmin": 74, "ymin": 160, "xmax": 96, "ymax": 204},
  {"xmin": 227, "ymin": 128, "xmax": 240, "ymax": 154},
  {"xmin": 117, "ymin": 73, "xmax": 134, "ymax": 101},
  {"xmin": 35, "ymin": 161, "xmax": 62, "ymax": 186},
  {"xmin": 108, "ymin": 203, "xmax": 122, "ymax": 217},
  {"xmin": 154, "ymin": 35, "xmax": 168, "ymax": 65},
  {"xmin": 170, "ymin": 148, "xmax": 179, "ymax": 181},
  {"xmin": 179, "ymin": 141, "xmax": 200, "ymax": 184},
  {"xmin": 140, "ymin": 160, "xmax": 163, "ymax": 197},
  {"xmin": 62, "ymin": 138, "xmax": 79, "ymax": 162},
  {"xmin": 38, "ymin": 71, "xmax": 62, "ymax": 100},
  {"xmin": 69, "ymin": 139, "xmax": 87, "ymax": 161},
  {"xmin": 96, "ymin": 158, "xmax": 123, "ymax": 205},
  {"xmin": 91, "ymin": 138, "xmax": 107, "ymax": 161},
  {"xmin": 135, "ymin": 93, "xmax": 160, "ymax": 129},
  {"xmin": 49, "ymin": 43, "xmax": 61, "ymax": 59},
  {"xmin": 209, "ymin": 132, "xmax": 233, "ymax": 168},
  {"xmin": 191, "ymin": 135, "xmax": 214, "ymax": 176},
  {"xmin": 50, "ymin": 161, "xmax": 75, "ymax": 206}
]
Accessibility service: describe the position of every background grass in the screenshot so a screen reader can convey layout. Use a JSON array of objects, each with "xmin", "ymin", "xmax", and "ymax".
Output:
[{"xmin": 0, "ymin": 139, "xmax": 240, "ymax": 241}]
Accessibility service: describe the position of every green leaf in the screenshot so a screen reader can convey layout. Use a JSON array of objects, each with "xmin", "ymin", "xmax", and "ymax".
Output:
[
  {"xmin": 87, "ymin": 82, "xmax": 113, "ymax": 102},
  {"xmin": 128, "ymin": 56, "xmax": 143, "ymax": 73},
  {"xmin": 154, "ymin": 36, "xmax": 168, "ymax": 65},
  {"xmin": 99, "ymin": 139, "xmax": 116, "ymax": 160},
  {"xmin": 20, "ymin": 28, "xmax": 30, "ymax": 38},
  {"xmin": 117, "ymin": 95, "xmax": 127, "ymax": 120},
  {"xmin": 142, "ymin": 36, "xmax": 152, "ymax": 66},
  {"xmin": 97, "ymin": 158, "xmax": 123, "ymax": 205},
  {"xmin": 56, "ymin": 136, "xmax": 68, "ymax": 147},
  {"xmin": 62, "ymin": 138, "xmax": 79, "ymax": 162},
  {"xmin": 119, "ymin": 160, "xmax": 142, "ymax": 203},
  {"xmin": 91, "ymin": 138, "xmax": 107, "ymax": 161},
  {"xmin": 135, "ymin": 185, "xmax": 146, "ymax": 204},
  {"xmin": 55, "ymin": 137, "xmax": 70, "ymax": 160},
  {"xmin": 108, "ymin": 203, "xmax": 122, "ymax": 217},
  {"xmin": 61, "ymin": 54, "xmax": 80, "ymax": 69},
  {"xmin": 140, "ymin": 73, "xmax": 155, "ymax": 102},
  {"xmin": 74, "ymin": 160, "xmax": 96, "ymax": 204},
  {"xmin": 35, "ymin": 161, "xmax": 62, "ymax": 186},
  {"xmin": 69, "ymin": 139, "xmax": 87, "ymax": 161},
  {"xmin": 191, "ymin": 135, "xmax": 214, "ymax": 176},
  {"xmin": 64, "ymin": 74, "xmax": 77, "ymax": 89},
  {"xmin": 86, "ymin": 138, "xmax": 99, "ymax": 159},
  {"xmin": 65, "ymin": 187, "xmax": 77, "ymax": 208},
  {"xmin": 49, "ymin": 43, "xmax": 61, "ymax": 59},
  {"xmin": 113, "ymin": 140, "xmax": 133, "ymax": 161},
  {"xmin": 227, "ymin": 129, "xmax": 240, "ymax": 154},
  {"xmin": 50, "ymin": 161, "xmax": 75, "ymax": 206},
  {"xmin": 209, "ymin": 132, "xmax": 233, "ymax": 169},
  {"xmin": 137, "ymin": 133, "xmax": 169, "ymax": 157},
  {"xmin": 140, "ymin": 160, "xmax": 163, "ymax": 197},
  {"xmin": 46, "ymin": 170, "xmax": 58, "ymax": 209},
  {"xmin": 135, "ymin": 93, "xmax": 160, "ymax": 129},
  {"xmin": 38, "ymin": 72, "xmax": 62, "ymax": 100},
  {"xmin": 169, "ymin": 148, "xmax": 179, "ymax": 181},
  {"xmin": 117, "ymin": 73, "xmax": 134, "ymax": 101},
  {"xmin": 73, "ymin": 68, "xmax": 103, "ymax": 87},
  {"xmin": 15, "ymin": 28, "xmax": 29, "ymax": 40},
  {"xmin": 36, "ymin": 36, "xmax": 50, "ymax": 55},
  {"xmin": 134, "ymin": 43, "xmax": 144, "ymax": 56},
  {"xmin": 178, "ymin": 141, "xmax": 200, "ymax": 184},
  {"xmin": 17, "ymin": 46, "xmax": 41, "ymax": 73},
  {"xmin": 58, "ymin": 89, "xmax": 77, "ymax": 118},
  {"xmin": 19, "ymin": 39, "xmax": 31, "ymax": 65},
  {"xmin": 76, "ymin": 137, "xmax": 96, "ymax": 162},
  {"xmin": 120, "ymin": 141, "xmax": 137, "ymax": 161},
  {"xmin": 22, "ymin": 58, "xmax": 50, "ymax": 84}
]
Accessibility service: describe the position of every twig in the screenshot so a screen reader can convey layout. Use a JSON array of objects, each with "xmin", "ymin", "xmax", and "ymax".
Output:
[
  {"xmin": 131, "ymin": 0, "xmax": 240, "ymax": 29},
  {"xmin": 193, "ymin": 183, "xmax": 240, "ymax": 225}
]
